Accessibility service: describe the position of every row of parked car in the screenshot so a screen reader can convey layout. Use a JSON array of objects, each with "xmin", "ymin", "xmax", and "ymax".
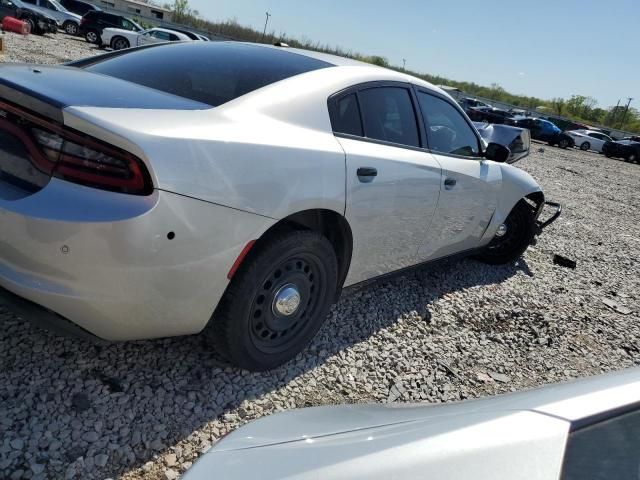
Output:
[
  {"xmin": 460, "ymin": 97, "xmax": 640, "ymax": 163},
  {"xmin": 0, "ymin": 0, "xmax": 208, "ymax": 50}
]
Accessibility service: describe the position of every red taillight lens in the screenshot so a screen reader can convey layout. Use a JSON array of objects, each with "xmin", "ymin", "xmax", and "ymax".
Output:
[{"xmin": 0, "ymin": 101, "xmax": 152, "ymax": 196}]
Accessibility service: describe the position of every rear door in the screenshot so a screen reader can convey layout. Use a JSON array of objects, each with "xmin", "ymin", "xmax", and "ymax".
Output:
[
  {"xmin": 414, "ymin": 89, "xmax": 500, "ymax": 260},
  {"xmin": 330, "ymin": 83, "xmax": 442, "ymax": 284}
]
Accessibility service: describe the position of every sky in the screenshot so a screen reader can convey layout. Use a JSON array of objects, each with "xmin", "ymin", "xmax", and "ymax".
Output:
[{"xmin": 186, "ymin": 0, "xmax": 639, "ymax": 109}]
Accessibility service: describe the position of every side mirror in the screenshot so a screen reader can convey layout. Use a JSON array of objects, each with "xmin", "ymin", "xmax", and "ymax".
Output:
[{"xmin": 484, "ymin": 143, "xmax": 510, "ymax": 163}]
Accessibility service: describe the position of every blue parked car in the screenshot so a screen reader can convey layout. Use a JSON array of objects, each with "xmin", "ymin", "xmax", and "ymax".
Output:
[{"xmin": 507, "ymin": 117, "xmax": 575, "ymax": 149}]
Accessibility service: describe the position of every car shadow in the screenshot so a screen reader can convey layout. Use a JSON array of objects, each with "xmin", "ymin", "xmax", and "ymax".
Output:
[{"xmin": 0, "ymin": 256, "xmax": 530, "ymax": 478}]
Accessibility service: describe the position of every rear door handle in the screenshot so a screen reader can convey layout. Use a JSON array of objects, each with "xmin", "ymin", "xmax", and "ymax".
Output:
[
  {"xmin": 357, "ymin": 167, "xmax": 378, "ymax": 178},
  {"xmin": 444, "ymin": 178, "xmax": 457, "ymax": 189}
]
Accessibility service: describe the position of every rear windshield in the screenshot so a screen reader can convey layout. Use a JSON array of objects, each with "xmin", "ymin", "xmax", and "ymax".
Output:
[{"xmin": 82, "ymin": 42, "xmax": 332, "ymax": 107}]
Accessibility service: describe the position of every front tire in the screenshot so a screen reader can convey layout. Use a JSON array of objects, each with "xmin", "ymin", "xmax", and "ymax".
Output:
[
  {"xmin": 580, "ymin": 142, "xmax": 590, "ymax": 151},
  {"xmin": 558, "ymin": 138, "xmax": 570, "ymax": 149},
  {"xmin": 111, "ymin": 36, "xmax": 130, "ymax": 50},
  {"xmin": 627, "ymin": 151, "xmax": 638, "ymax": 163},
  {"xmin": 475, "ymin": 200, "xmax": 536, "ymax": 265},
  {"xmin": 206, "ymin": 230, "xmax": 338, "ymax": 371}
]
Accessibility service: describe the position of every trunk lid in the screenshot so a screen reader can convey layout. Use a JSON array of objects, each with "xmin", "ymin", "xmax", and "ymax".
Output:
[{"xmin": 0, "ymin": 64, "xmax": 208, "ymax": 199}]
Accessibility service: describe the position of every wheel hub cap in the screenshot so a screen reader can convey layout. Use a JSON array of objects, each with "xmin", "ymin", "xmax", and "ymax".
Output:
[
  {"xmin": 496, "ymin": 223, "xmax": 508, "ymax": 237},
  {"xmin": 272, "ymin": 284, "xmax": 301, "ymax": 317}
]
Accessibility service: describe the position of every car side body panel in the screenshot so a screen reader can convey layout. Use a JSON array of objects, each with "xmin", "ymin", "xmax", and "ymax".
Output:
[
  {"xmin": 0, "ymin": 180, "xmax": 274, "ymax": 340},
  {"xmin": 184, "ymin": 411, "xmax": 567, "ymax": 480},
  {"xmin": 183, "ymin": 368, "xmax": 640, "ymax": 480}
]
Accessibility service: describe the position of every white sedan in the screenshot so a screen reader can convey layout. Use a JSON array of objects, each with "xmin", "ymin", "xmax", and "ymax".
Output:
[
  {"xmin": 566, "ymin": 129, "xmax": 613, "ymax": 152},
  {"xmin": 0, "ymin": 42, "xmax": 560, "ymax": 371},
  {"xmin": 102, "ymin": 26, "xmax": 192, "ymax": 50}
]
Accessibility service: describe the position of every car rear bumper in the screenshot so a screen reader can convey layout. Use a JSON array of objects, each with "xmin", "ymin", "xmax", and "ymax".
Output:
[{"xmin": 0, "ymin": 178, "xmax": 273, "ymax": 341}]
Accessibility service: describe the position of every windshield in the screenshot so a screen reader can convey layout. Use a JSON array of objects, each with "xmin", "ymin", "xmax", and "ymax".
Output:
[{"xmin": 49, "ymin": 0, "xmax": 65, "ymax": 11}]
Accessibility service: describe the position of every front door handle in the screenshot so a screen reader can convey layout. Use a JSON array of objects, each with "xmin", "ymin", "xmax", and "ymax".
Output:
[
  {"xmin": 444, "ymin": 178, "xmax": 457, "ymax": 189},
  {"xmin": 357, "ymin": 167, "xmax": 378, "ymax": 178}
]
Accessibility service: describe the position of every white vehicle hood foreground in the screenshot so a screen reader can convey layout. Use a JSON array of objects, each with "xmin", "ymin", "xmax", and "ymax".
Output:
[{"xmin": 184, "ymin": 368, "xmax": 640, "ymax": 479}]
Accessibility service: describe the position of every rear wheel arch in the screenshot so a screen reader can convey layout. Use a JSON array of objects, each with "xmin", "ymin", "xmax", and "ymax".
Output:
[{"xmin": 253, "ymin": 209, "xmax": 353, "ymax": 297}]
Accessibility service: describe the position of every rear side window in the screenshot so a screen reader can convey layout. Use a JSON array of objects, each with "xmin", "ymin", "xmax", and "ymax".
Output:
[
  {"xmin": 332, "ymin": 93, "xmax": 363, "ymax": 137},
  {"xmin": 358, "ymin": 87, "xmax": 420, "ymax": 147},
  {"xmin": 561, "ymin": 409, "xmax": 640, "ymax": 480},
  {"xmin": 417, "ymin": 91, "xmax": 479, "ymax": 157},
  {"xmin": 83, "ymin": 43, "xmax": 332, "ymax": 107}
]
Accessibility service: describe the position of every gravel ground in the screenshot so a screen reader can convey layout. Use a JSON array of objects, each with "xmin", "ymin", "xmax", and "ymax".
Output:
[
  {"xmin": 1, "ymin": 32, "xmax": 640, "ymax": 480},
  {"xmin": 0, "ymin": 31, "xmax": 97, "ymax": 64}
]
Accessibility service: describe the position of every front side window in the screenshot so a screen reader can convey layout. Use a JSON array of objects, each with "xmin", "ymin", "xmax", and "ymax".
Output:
[
  {"xmin": 358, "ymin": 87, "xmax": 420, "ymax": 147},
  {"xmin": 332, "ymin": 93, "xmax": 363, "ymax": 137},
  {"xmin": 417, "ymin": 91, "xmax": 479, "ymax": 157}
]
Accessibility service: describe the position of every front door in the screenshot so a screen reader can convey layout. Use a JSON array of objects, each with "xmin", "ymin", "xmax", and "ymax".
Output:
[
  {"xmin": 330, "ymin": 85, "xmax": 443, "ymax": 285},
  {"xmin": 413, "ymin": 90, "xmax": 500, "ymax": 260}
]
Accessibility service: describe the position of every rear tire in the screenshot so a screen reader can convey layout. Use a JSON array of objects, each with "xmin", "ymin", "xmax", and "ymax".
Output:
[
  {"xmin": 206, "ymin": 230, "xmax": 338, "ymax": 371},
  {"xmin": 85, "ymin": 30, "xmax": 99, "ymax": 44},
  {"xmin": 63, "ymin": 21, "xmax": 78, "ymax": 35},
  {"xmin": 627, "ymin": 152, "xmax": 638, "ymax": 163},
  {"xmin": 580, "ymin": 142, "xmax": 590, "ymax": 151},
  {"xmin": 475, "ymin": 200, "xmax": 536, "ymax": 265}
]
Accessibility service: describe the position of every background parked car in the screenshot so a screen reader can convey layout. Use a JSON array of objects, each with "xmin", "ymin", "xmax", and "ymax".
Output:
[
  {"xmin": 79, "ymin": 9, "xmax": 141, "ymax": 44},
  {"xmin": 458, "ymin": 97, "xmax": 492, "ymax": 110},
  {"xmin": 466, "ymin": 106, "xmax": 514, "ymax": 124},
  {"xmin": 58, "ymin": 0, "xmax": 99, "ymax": 16},
  {"xmin": 163, "ymin": 26, "xmax": 208, "ymax": 41},
  {"xmin": 506, "ymin": 117, "xmax": 574, "ymax": 149},
  {"xmin": 103, "ymin": 26, "xmax": 191, "ymax": 50},
  {"xmin": 602, "ymin": 139, "xmax": 640, "ymax": 163},
  {"xmin": 566, "ymin": 129, "xmax": 613, "ymax": 152},
  {"xmin": 22, "ymin": 0, "xmax": 81, "ymax": 35},
  {"xmin": 0, "ymin": 0, "xmax": 57, "ymax": 34}
]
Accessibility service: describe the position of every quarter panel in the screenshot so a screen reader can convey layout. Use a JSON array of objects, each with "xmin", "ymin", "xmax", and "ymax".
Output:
[{"xmin": 0, "ymin": 181, "xmax": 275, "ymax": 339}]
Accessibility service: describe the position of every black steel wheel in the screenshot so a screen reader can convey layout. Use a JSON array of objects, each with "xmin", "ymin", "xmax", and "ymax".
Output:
[
  {"xmin": 474, "ymin": 199, "xmax": 536, "ymax": 265},
  {"xmin": 207, "ymin": 230, "xmax": 338, "ymax": 371}
]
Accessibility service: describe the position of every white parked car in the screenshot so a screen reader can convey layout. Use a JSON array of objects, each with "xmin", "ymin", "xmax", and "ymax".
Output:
[
  {"xmin": 0, "ymin": 42, "xmax": 560, "ymax": 371},
  {"xmin": 102, "ymin": 26, "xmax": 191, "ymax": 50},
  {"xmin": 566, "ymin": 129, "xmax": 613, "ymax": 152}
]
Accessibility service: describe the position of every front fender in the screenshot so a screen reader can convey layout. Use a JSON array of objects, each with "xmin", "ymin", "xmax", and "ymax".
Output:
[{"xmin": 481, "ymin": 163, "xmax": 543, "ymax": 243}]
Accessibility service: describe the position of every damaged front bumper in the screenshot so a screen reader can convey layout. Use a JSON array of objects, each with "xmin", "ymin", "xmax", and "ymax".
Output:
[{"xmin": 535, "ymin": 201, "xmax": 562, "ymax": 233}]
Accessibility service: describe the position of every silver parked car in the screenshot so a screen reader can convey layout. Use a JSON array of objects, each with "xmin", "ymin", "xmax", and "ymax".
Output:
[
  {"xmin": 22, "ymin": 0, "xmax": 81, "ymax": 34},
  {"xmin": 183, "ymin": 368, "xmax": 640, "ymax": 479},
  {"xmin": 0, "ymin": 42, "xmax": 559, "ymax": 371}
]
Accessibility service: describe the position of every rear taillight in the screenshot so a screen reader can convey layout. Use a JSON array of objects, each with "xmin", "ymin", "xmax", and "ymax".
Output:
[{"xmin": 0, "ymin": 100, "xmax": 152, "ymax": 195}]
